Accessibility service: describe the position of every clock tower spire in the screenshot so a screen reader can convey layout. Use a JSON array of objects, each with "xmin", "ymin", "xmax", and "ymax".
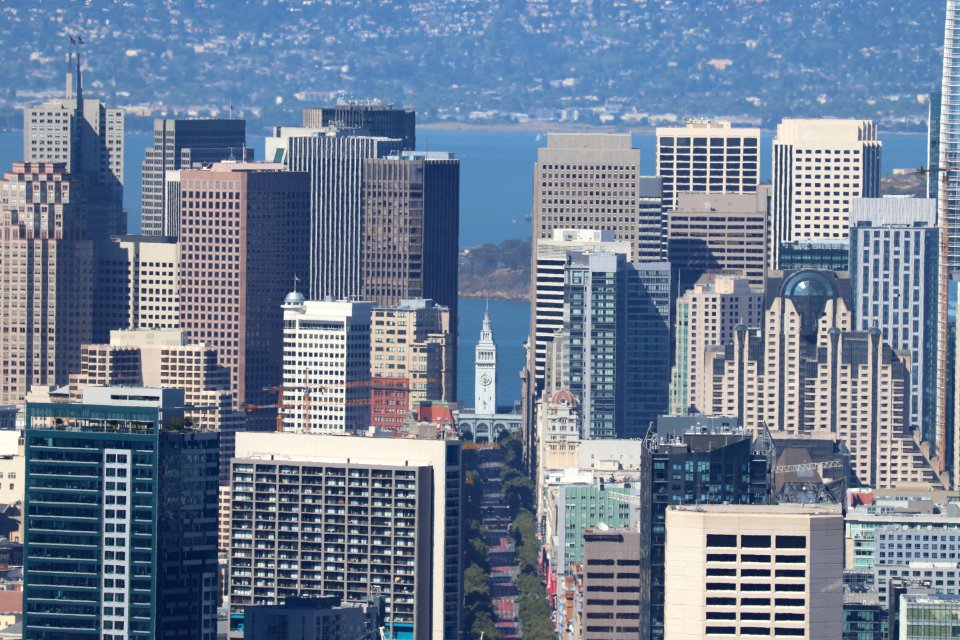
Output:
[{"xmin": 474, "ymin": 305, "xmax": 497, "ymax": 415}]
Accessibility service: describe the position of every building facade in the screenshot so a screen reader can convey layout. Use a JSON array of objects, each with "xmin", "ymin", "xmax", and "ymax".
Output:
[
  {"xmin": 655, "ymin": 119, "xmax": 761, "ymax": 210},
  {"xmin": 141, "ymin": 118, "xmax": 249, "ymax": 236},
  {"xmin": 669, "ymin": 275, "xmax": 763, "ymax": 416},
  {"xmin": 361, "ymin": 151, "xmax": 459, "ymax": 374},
  {"xmin": 0, "ymin": 162, "xmax": 93, "ymax": 404},
  {"xmin": 581, "ymin": 527, "xmax": 648, "ymax": 640},
  {"xmin": 666, "ymin": 188, "xmax": 769, "ymax": 289},
  {"xmin": 179, "ymin": 162, "xmax": 311, "ymax": 408},
  {"xmin": 227, "ymin": 431, "xmax": 461, "ymax": 640},
  {"xmin": 280, "ymin": 296, "xmax": 373, "ymax": 434},
  {"xmin": 770, "ymin": 119, "xmax": 881, "ymax": 268},
  {"xmin": 23, "ymin": 387, "xmax": 219, "ymax": 640},
  {"xmin": 849, "ymin": 198, "xmax": 939, "ymax": 449},
  {"xmin": 98, "ymin": 235, "xmax": 180, "ymax": 331},
  {"xmin": 663, "ymin": 504, "xmax": 844, "ymax": 640},
  {"xmin": 302, "ymin": 102, "xmax": 415, "ymax": 150},
  {"xmin": 267, "ymin": 127, "xmax": 403, "ymax": 300},
  {"xmin": 777, "ymin": 240, "xmax": 850, "ymax": 272},
  {"xmin": 709, "ymin": 270, "xmax": 943, "ymax": 489}
]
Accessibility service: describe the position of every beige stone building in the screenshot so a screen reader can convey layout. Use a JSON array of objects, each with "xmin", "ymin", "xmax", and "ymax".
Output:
[
  {"xmin": 708, "ymin": 270, "xmax": 943, "ymax": 489},
  {"xmin": 99, "ymin": 235, "xmax": 179, "ymax": 331},
  {"xmin": 0, "ymin": 163, "xmax": 93, "ymax": 405},
  {"xmin": 666, "ymin": 189, "xmax": 770, "ymax": 288},
  {"xmin": 669, "ymin": 274, "xmax": 763, "ymax": 416},
  {"xmin": 370, "ymin": 299, "xmax": 454, "ymax": 410},
  {"xmin": 663, "ymin": 504, "xmax": 843, "ymax": 640},
  {"xmin": 771, "ymin": 119, "xmax": 881, "ymax": 268},
  {"xmin": 68, "ymin": 328, "xmax": 244, "ymax": 479},
  {"xmin": 656, "ymin": 119, "xmax": 761, "ymax": 210}
]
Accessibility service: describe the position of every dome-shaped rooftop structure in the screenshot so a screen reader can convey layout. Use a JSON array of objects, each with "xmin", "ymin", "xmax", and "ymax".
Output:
[{"xmin": 283, "ymin": 290, "xmax": 305, "ymax": 306}]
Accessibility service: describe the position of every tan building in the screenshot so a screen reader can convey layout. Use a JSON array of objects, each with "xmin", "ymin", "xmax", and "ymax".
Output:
[
  {"xmin": 771, "ymin": 119, "xmax": 881, "ymax": 268},
  {"xmin": 663, "ymin": 504, "xmax": 843, "ymax": 640},
  {"xmin": 99, "ymin": 235, "xmax": 179, "ymax": 331},
  {"xmin": 0, "ymin": 163, "xmax": 93, "ymax": 405},
  {"xmin": 669, "ymin": 275, "xmax": 763, "ymax": 416},
  {"xmin": 656, "ymin": 119, "xmax": 761, "ymax": 210},
  {"xmin": 371, "ymin": 299, "xmax": 454, "ymax": 410},
  {"xmin": 533, "ymin": 133, "xmax": 663, "ymax": 264},
  {"xmin": 708, "ymin": 270, "xmax": 943, "ymax": 489},
  {"xmin": 581, "ymin": 526, "xmax": 648, "ymax": 640},
  {"xmin": 68, "ymin": 328, "xmax": 244, "ymax": 480},
  {"xmin": 666, "ymin": 188, "xmax": 770, "ymax": 288},
  {"xmin": 179, "ymin": 162, "xmax": 310, "ymax": 408}
]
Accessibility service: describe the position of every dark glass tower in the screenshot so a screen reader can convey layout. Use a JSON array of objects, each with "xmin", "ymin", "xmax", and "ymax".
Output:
[
  {"xmin": 23, "ymin": 387, "xmax": 219, "ymax": 640},
  {"xmin": 646, "ymin": 417, "xmax": 773, "ymax": 639}
]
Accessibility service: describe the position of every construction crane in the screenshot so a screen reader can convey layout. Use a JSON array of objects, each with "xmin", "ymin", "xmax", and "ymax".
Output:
[{"xmin": 775, "ymin": 460, "xmax": 842, "ymax": 474}]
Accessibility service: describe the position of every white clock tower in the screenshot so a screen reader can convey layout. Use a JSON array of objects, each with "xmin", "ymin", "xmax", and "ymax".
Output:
[{"xmin": 474, "ymin": 306, "xmax": 497, "ymax": 415}]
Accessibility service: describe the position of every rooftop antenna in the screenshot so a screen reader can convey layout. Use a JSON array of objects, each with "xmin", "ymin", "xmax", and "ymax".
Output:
[
  {"xmin": 75, "ymin": 36, "xmax": 84, "ymax": 107},
  {"xmin": 66, "ymin": 37, "xmax": 75, "ymax": 99},
  {"xmin": 229, "ymin": 101, "xmax": 234, "ymax": 119}
]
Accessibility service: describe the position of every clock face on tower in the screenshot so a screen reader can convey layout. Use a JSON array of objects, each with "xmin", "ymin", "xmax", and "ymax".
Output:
[{"xmin": 480, "ymin": 374, "xmax": 493, "ymax": 386}]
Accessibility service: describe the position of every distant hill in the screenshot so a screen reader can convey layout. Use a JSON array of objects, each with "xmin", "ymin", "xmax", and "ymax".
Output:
[
  {"xmin": 0, "ymin": 1, "xmax": 946, "ymax": 133},
  {"xmin": 459, "ymin": 240, "xmax": 530, "ymax": 301}
]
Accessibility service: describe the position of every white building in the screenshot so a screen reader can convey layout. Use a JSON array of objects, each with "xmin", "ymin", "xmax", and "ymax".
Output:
[
  {"xmin": 656, "ymin": 119, "xmax": 761, "ymax": 210},
  {"xmin": 771, "ymin": 119, "xmax": 881, "ymax": 268},
  {"xmin": 280, "ymin": 293, "xmax": 374, "ymax": 434},
  {"xmin": 664, "ymin": 504, "xmax": 843, "ymax": 640},
  {"xmin": 228, "ymin": 430, "xmax": 462, "ymax": 640}
]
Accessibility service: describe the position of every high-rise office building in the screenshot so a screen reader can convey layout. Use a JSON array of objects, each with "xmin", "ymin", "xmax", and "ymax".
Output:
[
  {"xmin": 141, "ymin": 118, "xmax": 249, "ymax": 236},
  {"xmin": 646, "ymin": 416, "xmax": 772, "ymax": 639},
  {"xmin": 560, "ymin": 252, "xmax": 671, "ymax": 438},
  {"xmin": 897, "ymin": 592, "xmax": 960, "ymax": 638},
  {"xmin": 23, "ymin": 49, "xmax": 124, "ymax": 239},
  {"xmin": 242, "ymin": 596, "xmax": 384, "ymax": 640},
  {"xmin": 361, "ymin": 151, "xmax": 459, "ymax": 379},
  {"xmin": 580, "ymin": 527, "xmax": 648, "ymax": 640},
  {"xmin": 655, "ymin": 119, "xmax": 760, "ymax": 210},
  {"xmin": 227, "ymin": 431, "xmax": 461, "ymax": 640},
  {"xmin": 532, "ymin": 229, "xmax": 632, "ymax": 389},
  {"xmin": 0, "ymin": 162, "xmax": 93, "ymax": 405},
  {"xmin": 663, "ymin": 504, "xmax": 843, "ymax": 640},
  {"xmin": 179, "ymin": 162, "xmax": 310, "ymax": 408},
  {"xmin": 267, "ymin": 127, "xmax": 403, "ymax": 300},
  {"xmin": 669, "ymin": 275, "xmax": 763, "ymax": 416},
  {"xmin": 849, "ymin": 198, "xmax": 939, "ymax": 445},
  {"xmin": 777, "ymin": 239, "xmax": 850, "ymax": 272},
  {"xmin": 98, "ymin": 235, "xmax": 180, "ymax": 331},
  {"xmin": 370, "ymin": 299, "xmax": 454, "ymax": 426},
  {"xmin": 770, "ymin": 119, "xmax": 882, "ymax": 268},
  {"xmin": 533, "ymin": 133, "xmax": 664, "ymax": 263},
  {"xmin": 279, "ymin": 295, "xmax": 374, "ymax": 434},
  {"xmin": 23, "ymin": 386, "xmax": 219, "ymax": 640},
  {"xmin": 666, "ymin": 188, "xmax": 770, "ymax": 289},
  {"xmin": 67, "ymin": 328, "xmax": 244, "ymax": 481},
  {"xmin": 302, "ymin": 102, "xmax": 416, "ymax": 150},
  {"xmin": 709, "ymin": 270, "xmax": 943, "ymax": 489}
]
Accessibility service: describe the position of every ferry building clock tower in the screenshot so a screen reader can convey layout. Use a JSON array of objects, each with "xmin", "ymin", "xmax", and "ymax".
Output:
[{"xmin": 474, "ymin": 307, "xmax": 497, "ymax": 415}]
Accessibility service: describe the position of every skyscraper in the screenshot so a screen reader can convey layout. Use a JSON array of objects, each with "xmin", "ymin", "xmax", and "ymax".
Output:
[
  {"xmin": 98, "ymin": 235, "xmax": 180, "ymax": 331},
  {"xmin": 0, "ymin": 163, "xmax": 93, "ymax": 404},
  {"xmin": 227, "ymin": 431, "xmax": 461, "ymax": 640},
  {"xmin": 849, "ymin": 198, "xmax": 939, "ymax": 444},
  {"xmin": 532, "ymin": 229, "xmax": 632, "ymax": 390},
  {"xmin": 663, "ymin": 504, "xmax": 843, "ymax": 640},
  {"xmin": 770, "ymin": 119, "xmax": 882, "ymax": 268},
  {"xmin": 709, "ymin": 270, "xmax": 943, "ymax": 488},
  {"xmin": 361, "ymin": 150, "xmax": 459, "ymax": 378},
  {"xmin": 179, "ymin": 162, "xmax": 310, "ymax": 408},
  {"xmin": 302, "ymin": 102, "xmax": 416, "ymax": 150},
  {"xmin": 533, "ymin": 134, "xmax": 663, "ymax": 263},
  {"xmin": 655, "ymin": 119, "xmax": 760, "ymax": 210},
  {"xmin": 279, "ymin": 296, "xmax": 374, "ymax": 434},
  {"xmin": 929, "ymin": 90, "xmax": 942, "ymax": 200},
  {"xmin": 940, "ymin": 3, "xmax": 960, "ymax": 267},
  {"xmin": 669, "ymin": 274, "xmax": 763, "ymax": 416},
  {"xmin": 268, "ymin": 127, "xmax": 403, "ymax": 300},
  {"xmin": 560, "ymin": 252, "xmax": 671, "ymax": 438},
  {"xmin": 141, "ymin": 118, "xmax": 250, "ymax": 236},
  {"xmin": 23, "ymin": 47, "xmax": 124, "ymax": 239},
  {"xmin": 23, "ymin": 386, "xmax": 219, "ymax": 640},
  {"xmin": 666, "ymin": 188, "xmax": 770, "ymax": 289}
]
